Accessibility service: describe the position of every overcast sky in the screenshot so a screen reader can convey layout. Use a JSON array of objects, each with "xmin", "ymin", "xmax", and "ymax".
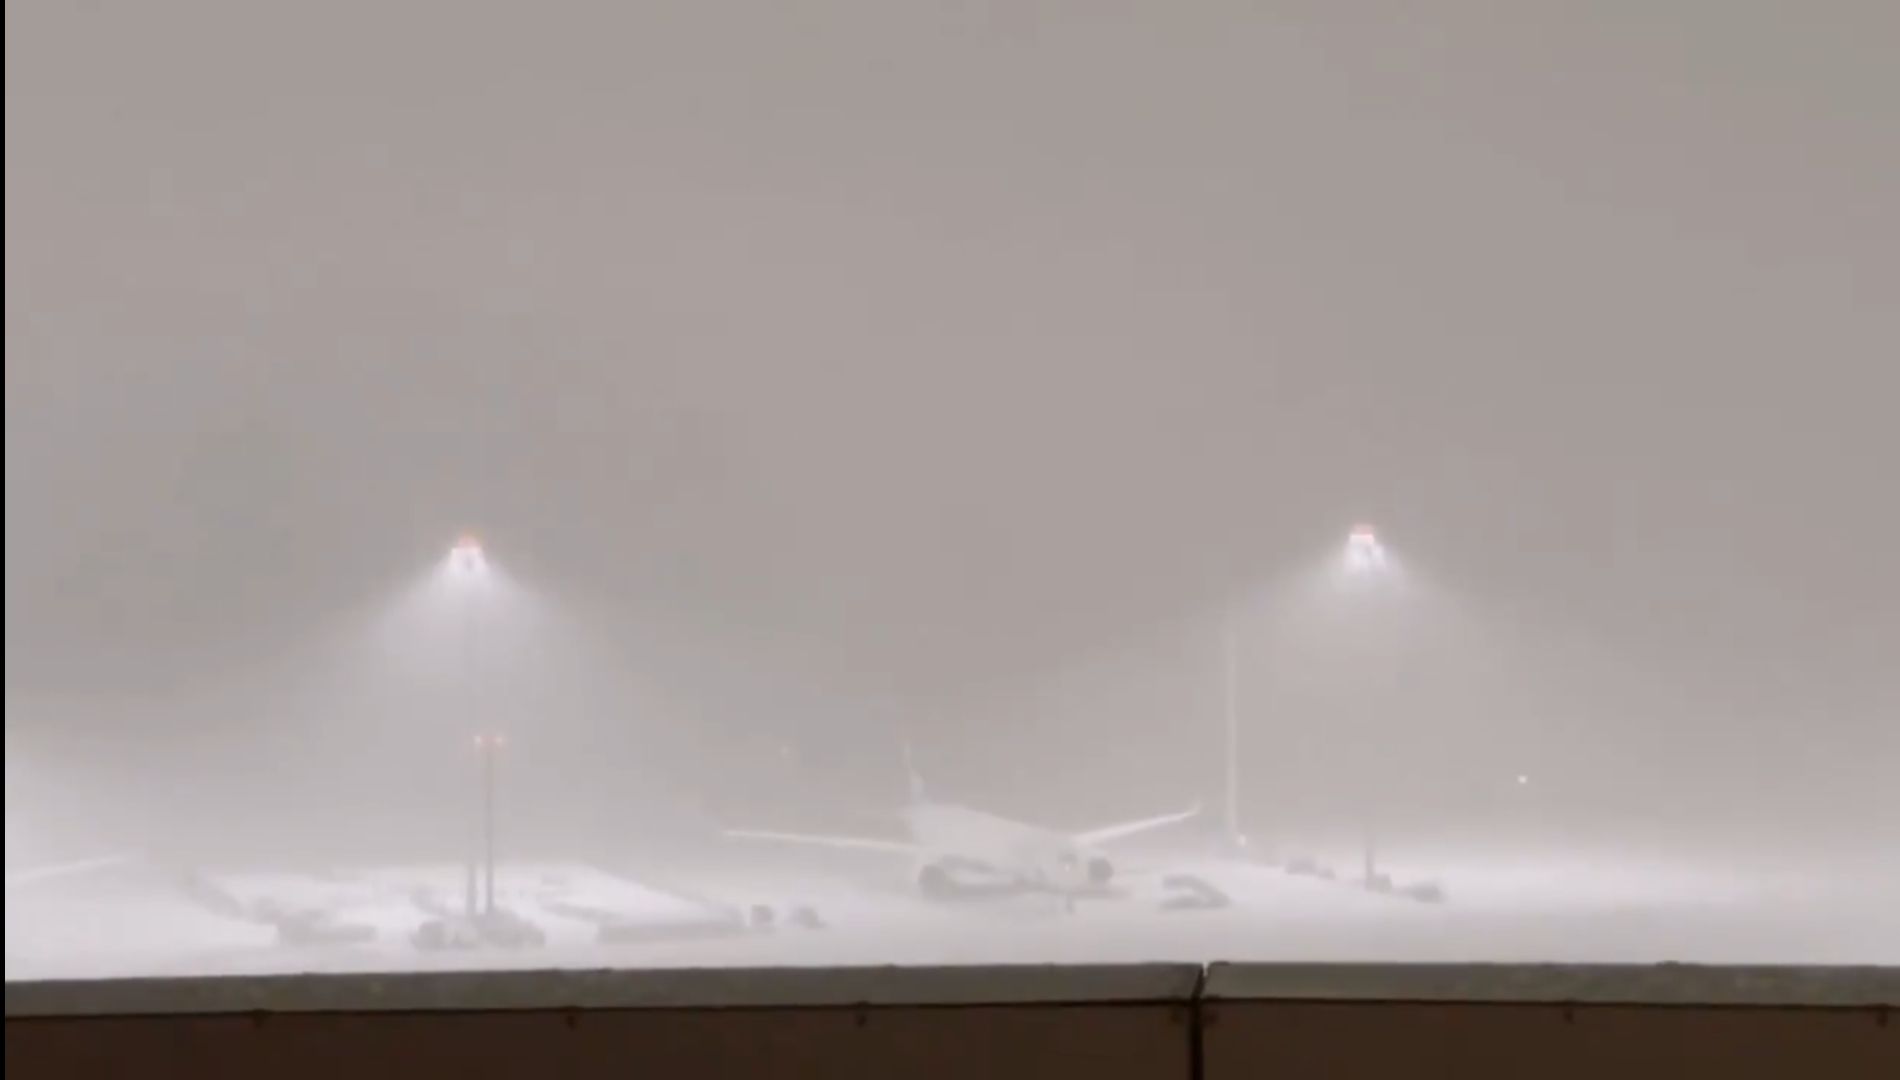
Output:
[{"xmin": 7, "ymin": 3, "xmax": 1896, "ymax": 853}]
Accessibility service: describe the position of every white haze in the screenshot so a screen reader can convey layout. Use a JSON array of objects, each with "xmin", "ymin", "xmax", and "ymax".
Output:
[{"xmin": 6, "ymin": 1, "xmax": 1898, "ymax": 978}]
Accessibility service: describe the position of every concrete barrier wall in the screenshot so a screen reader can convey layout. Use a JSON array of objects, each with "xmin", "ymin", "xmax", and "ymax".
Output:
[
  {"xmin": 7, "ymin": 1006, "xmax": 1196, "ymax": 1080},
  {"xmin": 1203, "ymin": 963, "xmax": 1900, "ymax": 1080},
  {"xmin": 5, "ymin": 965, "xmax": 1200, "ymax": 1080},
  {"xmin": 9, "ymin": 963, "xmax": 1896, "ymax": 1080}
]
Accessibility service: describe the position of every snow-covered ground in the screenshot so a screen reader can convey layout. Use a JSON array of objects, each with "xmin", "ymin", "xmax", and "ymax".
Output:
[{"xmin": 7, "ymin": 846, "xmax": 1896, "ymax": 982}]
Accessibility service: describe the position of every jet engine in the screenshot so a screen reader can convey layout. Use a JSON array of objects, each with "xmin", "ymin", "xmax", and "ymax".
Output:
[{"xmin": 916, "ymin": 862, "xmax": 956, "ymax": 898}]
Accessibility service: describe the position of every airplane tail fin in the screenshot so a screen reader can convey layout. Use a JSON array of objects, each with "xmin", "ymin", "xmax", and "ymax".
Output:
[{"xmin": 902, "ymin": 743, "xmax": 926, "ymax": 804}]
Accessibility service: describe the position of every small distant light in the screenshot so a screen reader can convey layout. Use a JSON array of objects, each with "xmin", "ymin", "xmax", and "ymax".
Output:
[{"xmin": 1516, "ymin": 774, "xmax": 1531, "ymax": 786}]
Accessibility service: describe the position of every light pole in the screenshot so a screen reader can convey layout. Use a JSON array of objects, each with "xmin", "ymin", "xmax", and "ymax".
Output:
[
  {"xmin": 473, "ymin": 732, "xmax": 506, "ymax": 915},
  {"xmin": 1221, "ymin": 606, "xmax": 1245, "ymax": 854},
  {"xmin": 447, "ymin": 534, "xmax": 495, "ymax": 917},
  {"xmin": 1341, "ymin": 524, "xmax": 1393, "ymax": 887},
  {"xmin": 1221, "ymin": 525, "xmax": 1395, "ymax": 863}
]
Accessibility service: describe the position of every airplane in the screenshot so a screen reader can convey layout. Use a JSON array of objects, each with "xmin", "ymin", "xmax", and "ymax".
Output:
[{"xmin": 726, "ymin": 749, "xmax": 1201, "ymax": 906}]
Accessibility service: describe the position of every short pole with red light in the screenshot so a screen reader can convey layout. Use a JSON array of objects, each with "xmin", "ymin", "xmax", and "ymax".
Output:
[{"xmin": 473, "ymin": 731, "xmax": 506, "ymax": 916}]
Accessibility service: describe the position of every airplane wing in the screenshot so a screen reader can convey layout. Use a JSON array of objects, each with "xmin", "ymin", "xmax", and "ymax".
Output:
[
  {"xmin": 1070, "ymin": 805, "xmax": 1201, "ymax": 847},
  {"xmin": 5, "ymin": 853, "xmax": 136, "ymax": 890},
  {"xmin": 723, "ymin": 829, "xmax": 921, "ymax": 857}
]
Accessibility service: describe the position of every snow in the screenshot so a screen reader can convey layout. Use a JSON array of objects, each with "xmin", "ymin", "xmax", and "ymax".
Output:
[{"xmin": 7, "ymin": 846, "xmax": 1895, "ymax": 982}]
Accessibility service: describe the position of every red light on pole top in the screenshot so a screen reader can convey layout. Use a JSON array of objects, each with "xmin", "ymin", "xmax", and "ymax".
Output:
[
  {"xmin": 449, "ymin": 533, "xmax": 488, "ymax": 575},
  {"xmin": 1344, "ymin": 524, "xmax": 1389, "ymax": 573}
]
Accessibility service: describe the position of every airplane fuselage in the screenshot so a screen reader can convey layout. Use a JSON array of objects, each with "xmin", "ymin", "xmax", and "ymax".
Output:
[{"xmin": 902, "ymin": 802, "xmax": 1111, "ymax": 896}]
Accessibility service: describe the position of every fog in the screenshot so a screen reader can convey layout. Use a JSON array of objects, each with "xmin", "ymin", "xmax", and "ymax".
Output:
[{"xmin": 7, "ymin": 1, "xmax": 1898, "ymax": 978}]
